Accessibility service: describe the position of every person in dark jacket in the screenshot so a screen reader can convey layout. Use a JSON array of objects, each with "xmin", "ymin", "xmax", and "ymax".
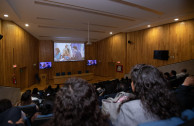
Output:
[{"xmin": 175, "ymin": 76, "xmax": 194, "ymax": 110}]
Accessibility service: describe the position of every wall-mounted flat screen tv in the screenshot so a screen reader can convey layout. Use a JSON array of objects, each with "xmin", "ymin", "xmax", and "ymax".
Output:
[
  {"xmin": 54, "ymin": 42, "xmax": 85, "ymax": 62},
  {"xmin": 39, "ymin": 62, "xmax": 52, "ymax": 69},
  {"xmin": 153, "ymin": 50, "xmax": 169, "ymax": 60},
  {"xmin": 87, "ymin": 60, "xmax": 97, "ymax": 66}
]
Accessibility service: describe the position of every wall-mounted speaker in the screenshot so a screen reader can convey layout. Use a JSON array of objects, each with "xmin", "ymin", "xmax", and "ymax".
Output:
[
  {"xmin": 128, "ymin": 40, "xmax": 132, "ymax": 44},
  {"xmin": 0, "ymin": 34, "xmax": 3, "ymax": 40}
]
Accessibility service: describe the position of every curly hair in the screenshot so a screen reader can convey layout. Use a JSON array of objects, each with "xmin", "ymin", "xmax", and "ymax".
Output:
[
  {"xmin": 50, "ymin": 78, "xmax": 109, "ymax": 126},
  {"xmin": 130, "ymin": 64, "xmax": 181, "ymax": 119}
]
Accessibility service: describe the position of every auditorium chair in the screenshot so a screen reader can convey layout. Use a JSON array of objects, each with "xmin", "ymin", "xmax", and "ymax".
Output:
[
  {"xmin": 31, "ymin": 114, "xmax": 53, "ymax": 126},
  {"xmin": 78, "ymin": 71, "xmax": 82, "ymax": 74},
  {"xmin": 19, "ymin": 104, "xmax": 37, "ymax": 118},
  {"xmin": 67, "ymin": 72, "xmax": 71, "ymax": 75},
  {"xmin": 56, "ymin": 73, "xmax": 60, "ymax": 76},
  {"xmin": 61, "ymin": 72, "xmax": 65, "ymax": 76}
]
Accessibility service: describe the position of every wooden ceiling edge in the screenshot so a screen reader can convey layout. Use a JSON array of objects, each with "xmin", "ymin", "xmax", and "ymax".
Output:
[
  {"xmin": 34, "ymin": 0, "xmax": 135, "ymax": 21},
  {"xmin": 110, "ymin": 0, "xmax": 164, "ymax": 15}
]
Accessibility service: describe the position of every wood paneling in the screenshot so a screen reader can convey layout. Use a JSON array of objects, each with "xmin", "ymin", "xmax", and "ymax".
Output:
[
  {"xmin": 0, "ymin": 20, "xmax": 39, "ymax": 89},
  {"xmin": 126, "ymin": 19, "xmax": 194, "ymax": 73},
  {"xmin": 95, "ymin": 33, "xmax": 127, "ymax": 78},
  {"xmin": 39, "ymin": 40, "xmax": 95, "ymax": 84},
  {"xmin": 1, "ymin": 19, "xmax": 193, "ymax": 87}
]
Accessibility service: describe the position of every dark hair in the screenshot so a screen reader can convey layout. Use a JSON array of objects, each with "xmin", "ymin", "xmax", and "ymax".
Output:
[
  {"xmin": 41, "ymin": 100, "xmax": 54, "ymax": 115},
  {"xmin": 50, "ymin": 78, "xmax": 109, "ymax": 126},
  {"xmin": 181, "ymin": 69, "xmax": 187, "ymax": 73},
  {"xmin": 21, "ymin": 92, "xmax": 32, "ymax": 106},
  {"xmin": 116, "ymin": 82, "xmax": 128, "ymax": 92},
  {"xmin": 131, "ymin": 64, "xmax": 181, "ymax": 119},
  {"xmin": 171, "ymin": 70, "xmax": 177, "ymax": 76},
  {"xmin": 0, "ymin": 99, "xmax": 12, "ymax": 113},
  {"xmin": 164, "ymin": 72, "xmax": 170, "ymax": 80},
  {"xmin": 32, "ymin": 88, "xmax": 38, "ymax": 95}
]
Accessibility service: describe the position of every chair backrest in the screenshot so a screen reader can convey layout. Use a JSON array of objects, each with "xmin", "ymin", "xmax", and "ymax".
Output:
[
  {"xmin": 32, "ymin": 114, "xmax": 53, "ymax": 126},
  {"xmin": 61, "ymin": 72, "xmax": 65, "ymax": 76},
  {"xmin": 56, "ymin": 73, "xmax": 60, "ymax": 76},
  {"xmin": 67, "ymin": 72, "xmax": 71, "ymax": 75},
  {"xmin": 19, "ymin": 104, "xmax": 37, "ymax": 118},
  {"xmin": 78, "ymin": 71, "xmax": 82, "ymax": 74}
]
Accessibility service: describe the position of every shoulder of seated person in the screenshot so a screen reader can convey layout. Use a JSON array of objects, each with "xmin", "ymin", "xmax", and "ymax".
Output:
[{"xmin": 122, "ymin": 99, "xmax": 141, "ymax": 108}]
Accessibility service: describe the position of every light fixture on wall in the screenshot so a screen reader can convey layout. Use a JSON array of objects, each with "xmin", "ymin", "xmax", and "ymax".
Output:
[{"xmin": 87, "ymin": 22, "xmax": 92, "ymax": 45}]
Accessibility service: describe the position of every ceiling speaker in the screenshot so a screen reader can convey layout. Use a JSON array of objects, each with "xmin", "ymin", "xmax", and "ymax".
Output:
[{"xmin": 0, "ymin": 34, "xmax": 3, "ymax": 40}]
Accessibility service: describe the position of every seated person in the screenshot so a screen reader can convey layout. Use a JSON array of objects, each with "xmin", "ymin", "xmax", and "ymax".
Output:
[
  {"xmin": 46, "ymin": 78, "xmax": 109, "ymax": 126},
  {"xmin": 176, "ymin": 69, "xmax": 188, "ymax": 78},
  {"xmin": 114, "ymin": 64, "xmax": 181, "ymax": 126},
  {"xmin": 175, "ymin": 76, "xmax": 194, "ymax": 110},
  {"xmin": 16, "ymin": 92, "xmax": 39, "ymax": 111},
  {"xmin": 31, "ymin": 98, "xmax": 54, "ymax": 122},
  {"xmin": 0, "ymin": 99, "xmax": 25, "ymax": 126},
  {"xmin": 31, "ymin": 88, "xmax": 40, "ymax": 99},
  {"xmin": 164, "ymin": 72, "xmax": 171, "ymax": 80},
  {"xmin": 44, "ymin": 85, "xmax": 55, "ymax": 97},
  {"xmin": 170, "ymin": 70, "xmax": 177, "ymax": 80}
]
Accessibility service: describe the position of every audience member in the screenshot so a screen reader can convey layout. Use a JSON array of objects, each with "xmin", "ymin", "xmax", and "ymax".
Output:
[
  {"xmin": 55, "ymin": 85, "xmax": 60, "ymax": 92},
  {"xmin": 164, "ymin": 72, "xmax": 171, "ymax": 80},
  {"xmin": 175, "ymin": 76, "xmax": 194, "ymax": 110},
  {"xmin": 16, "ymin": 92, "xmax": 39, "ymax": 111},
  {"xmin": 46, "ymin": 78, "xmax": 109, "ymax": 126},
  {"xmin": 177, "ymin": 69, "xmax": 188, "ymax": 78},
  {"xmin": 32, "ymin": 88, "xmax": 39, "ymax": 98},
  {"xmin": 114, "ymin": 64, "xmax": 181, "ymax": 126},
  {"xmin": 45, "ymin": 85, "xmax": 55, "ymax": 97},
  {"xmin": 170, "ymin": 70, "xmax": 177, "ymax": 80},
  {"xmin": 0, "ymin": 99, "xmax": 24, "ymax": 126},
  {"xmin": 17, "ymin": 92, "xmax": 33, "ymax": 106}
]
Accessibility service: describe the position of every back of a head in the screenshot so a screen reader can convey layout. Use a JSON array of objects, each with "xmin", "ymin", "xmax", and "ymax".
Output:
[
  {"xmin": 21, "ymin": 92, "xmax": 31, "ymax": 106},
  {"xmin": 181, "ymin": 69, "xmax": 187, "ymax": 73},
  {"xmin": 41, "ymin": 100, "xmax": 54, "ymax": 115},
  {"xmin": 171, "ymin": 70, "xmax": 177, "ymax": 76},
  {"xmin": 116, "ymin": 82, "xmax": 127, "ymax": 92},
  {"xmin": 52, "ymin": 78, "xmax": 108, "ymax": 126},
  {"xmin": 32, "ymin": 88, "xmax": 38, "ymax": 94},
  {"xmin": 130, "ymin": 64, "xmax": 181, "ymax": 119},
  {"xmin": 0, "ymin": 99, "xmax": 12, "ymax": 113}
]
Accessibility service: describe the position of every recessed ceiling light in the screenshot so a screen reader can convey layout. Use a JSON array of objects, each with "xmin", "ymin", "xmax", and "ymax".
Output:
[
  {"xmin": 109, "ymin": 32, "xmax": 113, "ymax": 35},
  {"xmin": 25, "ymin": 24, "xmax": 29, "ymax": 27},
  {"xmin": 4, "ymin": 14, "xmax": 8, "ymax": 17},
  {"xmin": 174, "ymin": 18, "xmax": 179, "ymax": 21},
  {"xmin": 147, "ymin": 25, "xmax": 151, "ymax": 28}
]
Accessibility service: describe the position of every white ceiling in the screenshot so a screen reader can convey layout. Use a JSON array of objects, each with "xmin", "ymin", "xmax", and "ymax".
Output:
[{"xmin": 0, "ymin": 0, "xmax": 194, "ymax": 43}]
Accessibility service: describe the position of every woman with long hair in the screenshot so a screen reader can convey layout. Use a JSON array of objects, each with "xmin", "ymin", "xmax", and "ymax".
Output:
[
  {"xmin": 47, "ymin": 78, "xmax": 109, "ymax": 126},
  {"xmin": 115, "ymin": 64, "xmax": 181, "ymax": 126}
]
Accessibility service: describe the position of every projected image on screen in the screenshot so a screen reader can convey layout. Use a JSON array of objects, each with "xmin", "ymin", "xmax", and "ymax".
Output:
[{"xmin": 54, "ymin": 43, "xmax": 85, "ymax": 61}]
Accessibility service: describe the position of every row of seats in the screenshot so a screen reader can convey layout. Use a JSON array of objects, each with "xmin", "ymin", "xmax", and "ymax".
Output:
[{"xmin": 56, "ymin": 70, "xmax": 89, "ymax": 76}]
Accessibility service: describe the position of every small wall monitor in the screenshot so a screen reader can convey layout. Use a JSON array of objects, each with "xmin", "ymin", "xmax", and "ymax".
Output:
[
  {"xmin": 87, "ymin": 60, "xmax": 97, "ymax": 66},
  {"xmin": 39, "ymin": 62, "xmax": 52, "ymax": 69},
  {"xmin": 153, "ymin": 50, "xmax": 169, "ymax": 60}
]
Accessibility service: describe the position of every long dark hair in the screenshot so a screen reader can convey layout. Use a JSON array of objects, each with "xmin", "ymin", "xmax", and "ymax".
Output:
[
  {"xmin": 131, "ymin": 64, "xmax": 181, "ymax": 119},
  {"xmin": 50, "ymin": 78, "xmax": 109, "ymax": 126}
]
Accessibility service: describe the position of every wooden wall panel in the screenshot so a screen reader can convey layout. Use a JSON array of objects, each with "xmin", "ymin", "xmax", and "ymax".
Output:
[
  {"xmin": 39, "ymin": 40, "xmax": 96, "ymax": 84},
  {"xmin": 0, "ymin": 20, "xmax": 3, "ymax": 85},
  {"xmin": 126, "ymin": 19, "xmax": 194, "ymax": 73},
  {"xmin": 95, "ymin": 33, "xmax": 127, "ymax": 78},
  {"xmin": 0, "ymin": 20, "xmax": 39, "ymax": 89}
]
